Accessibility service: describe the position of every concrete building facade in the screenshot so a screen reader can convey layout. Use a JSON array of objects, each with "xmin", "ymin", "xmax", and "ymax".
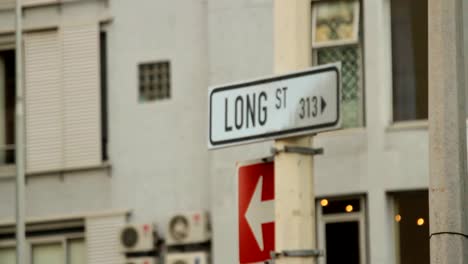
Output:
[{"xmin": 0, "ymin": 0, "xmax": 459, "ymax": 263}]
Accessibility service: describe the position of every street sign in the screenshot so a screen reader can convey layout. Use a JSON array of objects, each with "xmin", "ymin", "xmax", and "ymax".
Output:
[
  {"xmin": 238, "ymin": 160, "xmax": 274, "ymax": 264},
  {"xmin": 208, "ymin": 63, "xmax": 340, "ymax": 149}
]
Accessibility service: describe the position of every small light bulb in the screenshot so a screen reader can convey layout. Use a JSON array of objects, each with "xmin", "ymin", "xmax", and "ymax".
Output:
[
  {"xmin": 345, "ymin": 205, "xmax": 353, "ymax": 213},
  {"xmin": 395, "ymin": 214, "xmax": 402, "ymax": 222},
  {"xmin": 320, "ymin": 199, "xmax": 329, "ymax": 207},
  {"xmin": 417, "ymin": 218, "xmax": 425, "ymax": 226}
]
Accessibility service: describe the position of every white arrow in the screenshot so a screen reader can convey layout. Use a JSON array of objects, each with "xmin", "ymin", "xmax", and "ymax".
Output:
[{"xmin": 245, "ymin": 175, "xmax": 274, "ymax": 251}]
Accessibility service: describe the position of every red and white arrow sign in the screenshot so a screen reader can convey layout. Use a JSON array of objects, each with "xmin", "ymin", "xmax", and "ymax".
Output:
[
  {"xmin": 246, "ymin": 175, "xmax": 274, "ymax": 251},
  {"xmin": 238, "ymin": 161, "xmax": 275, "ymax": 264}
]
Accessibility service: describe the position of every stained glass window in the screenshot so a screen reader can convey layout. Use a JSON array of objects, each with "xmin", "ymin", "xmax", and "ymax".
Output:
[
  {"xmin": 312, "ymin": 0, "xmax": 360, "ymax": 48},
  {"xmin": 313, "ymin": 0, "xmax": 363, "ymax": 129}
]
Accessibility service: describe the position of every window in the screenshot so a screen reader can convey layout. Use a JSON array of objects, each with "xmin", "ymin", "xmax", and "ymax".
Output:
[
  {"xmin": 1, "ymin": 219, "xmax": 87, "ymax": 264},
  {"xmin": 0, "ymin": 50, "xmax": 15, "ymax": 166},
  {"xmin": 68, "ymin": 239, "xmax": 86, "ymax": 264},
  {"xmin": 391, "ymin": 190, "xmax": 429, "ymax": 264},
  {"xmin": 100, "ymin": 31, "xmax": 108, "ymax": 161},
  {"xmin": 391, "ymin": 0, "xmax": 428, "ymax": 121},
  {"xmin": 24, "ymin": 25, "xmax": 103, "ymax": 172},
  {"xmin": 32, "ymin": 243, "xmax": 64, "ymax": 264},
  {"xmin": 0, "ymin": 247, "xmax": 15, "ymax": 264},
  {"xmin": 138, "ymin": 61, "xmax": 171, "ymax": 102},
  {"xmin": 317, "ymin": 196, "xmax": 367, "ymax": 264},
  {"xmin": 0, "ymin": 238, "xmax": 86, "ymax": 264},
  {"xmin": 29, "ymin": 237, "xmax": 86, "ymax": 264},
  {"xmin": 312, "ymin": 0, "xmax": 364, "ymax": 128}
]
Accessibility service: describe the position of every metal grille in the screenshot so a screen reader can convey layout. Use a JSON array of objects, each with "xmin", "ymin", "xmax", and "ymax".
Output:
[
  {"xmin": 121, "ymin": 227, "xmax": 139, "ymax": 248},
  {"xmin": 317, "ymin": 45, "xmax": 362, "ymax": 128},
  {"xmin": 139, "ymin": 61, "xmax": 171, "ymax": 102}
]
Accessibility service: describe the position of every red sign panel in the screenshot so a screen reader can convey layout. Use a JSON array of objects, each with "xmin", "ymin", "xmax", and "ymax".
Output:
[{"xmin": 238, "ymin": 161, "xmax": 274, "ymax": 263}]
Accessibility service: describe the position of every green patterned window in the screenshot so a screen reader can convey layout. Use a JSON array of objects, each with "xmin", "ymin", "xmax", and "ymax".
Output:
[
  {"xmin": 313, "ymin": 0, "xmax": 363, "ymax": 129},
  {"xmin": 317, "ymin": 46, "xmax": 363, "ymax": 128}
]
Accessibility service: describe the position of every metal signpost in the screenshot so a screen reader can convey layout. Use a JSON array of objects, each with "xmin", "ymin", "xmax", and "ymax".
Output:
[{"xmin": 15, "ymin": 1, "xmax": 27, "ymax": 264}]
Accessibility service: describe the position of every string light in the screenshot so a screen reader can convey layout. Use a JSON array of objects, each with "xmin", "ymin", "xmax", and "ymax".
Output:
[{"xmin": 345, "ymin": 205, "xmax": 353, "ymax": 213}]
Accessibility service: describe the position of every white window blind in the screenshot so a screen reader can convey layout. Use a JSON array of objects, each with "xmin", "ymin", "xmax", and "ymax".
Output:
[
  {"xmin": 86, "ymin": 215, "xmax": 126, "ymax": 264},
  {"xmin": 24, "ymin": 31, "xmax": 64, "ymax": 172},
  {"xmin": 24, "ymin": 24, "xmax": 101, "ymax": 173},
  {"xmin": 62, "ymin": 24, "xmax": 101, "ymax": 169}
]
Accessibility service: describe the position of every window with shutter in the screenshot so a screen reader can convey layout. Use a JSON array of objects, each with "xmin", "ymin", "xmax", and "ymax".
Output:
[
  {"xmin": 24, "ymin": 31, "xmax": 64, "ymax": 172},
  {"xmin": 86, "ymin": 215, "xmax": 126, "ymax": 264},
  {"xmin": 62, "ymin": 24, "xmax": 101, "ymax": 169},
  {"xmin": 24, "ymin": 24, "xmax": 102, "ymax": 173}
]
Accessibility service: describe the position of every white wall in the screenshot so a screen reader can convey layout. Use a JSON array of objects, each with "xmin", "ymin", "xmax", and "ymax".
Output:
[
  {"xmin": 0, "ymin": 170, "xmax": 111, "ymax": 220},
  {"xmin": 107, "ymin": 0, "xmax": 210, "ymax": 232}
]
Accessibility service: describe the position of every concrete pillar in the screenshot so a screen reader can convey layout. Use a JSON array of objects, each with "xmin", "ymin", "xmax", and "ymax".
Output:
[
  {"xmin": 429, "ymin": 0, "xmax": 468, "ymax": 263},
  {"xmin": 274, "ymin": 1, "xmax": 315, "ymax": 263}
]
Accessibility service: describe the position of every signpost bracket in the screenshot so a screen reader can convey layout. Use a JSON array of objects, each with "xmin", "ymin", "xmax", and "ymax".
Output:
[
  {"xmin": 266, "ymin": 249, "xmax": 324, "ymax": 263},
  {"xmin": 270, "ymin": 146, "xmax": 324, "ymax": 156},
  {"xmin": 261, "ymin": 156, "xmax": 275, "ymax": 163}
]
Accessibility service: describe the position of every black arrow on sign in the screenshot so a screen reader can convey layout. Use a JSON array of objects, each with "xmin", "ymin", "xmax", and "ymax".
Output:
[{"xmin": 321, "ymin": 96, "xmax": 327, "ymax": 114}]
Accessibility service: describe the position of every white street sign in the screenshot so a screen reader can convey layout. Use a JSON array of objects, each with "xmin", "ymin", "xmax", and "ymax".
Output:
[{"xmin": 208, "ymin": 63, "xmax": 341, "ymax": 149}]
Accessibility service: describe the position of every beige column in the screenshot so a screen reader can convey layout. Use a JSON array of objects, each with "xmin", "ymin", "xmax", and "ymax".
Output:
[{"xmin": 274, "ymin": 0, "xmax": 315, "ymax": 263}]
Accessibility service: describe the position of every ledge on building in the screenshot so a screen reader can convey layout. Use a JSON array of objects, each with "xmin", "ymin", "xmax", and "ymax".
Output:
[
  {"xmin": 0, "ymin": 162, "xmax": 111, "ymax": 180},
  {"xmin": 386, "ymin": 120, "xmax": 428, "ymax": 132},
  {"xmin": 315, "ymin": 126, "xmax": 367, "ymax": 138},
  {"xmin": 0, "ymin": 208, "xmax": 132, "ymax": 234}
]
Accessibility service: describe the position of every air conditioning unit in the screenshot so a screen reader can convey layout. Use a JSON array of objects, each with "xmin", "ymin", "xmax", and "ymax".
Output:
[
  {"xmin": 166, "ymin": 251, "xmax": 209, "ymax": 264},
  {"xmin": 166, "ymin": 211, "xmax": 211, "ymax": 246},
  {"xmin": 120, "ymin": 224, "xmax": 156, "ymax": 253},
  {"xmin": 125, "ymin": 257, "xmax": 157, "ymax": 264}
]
